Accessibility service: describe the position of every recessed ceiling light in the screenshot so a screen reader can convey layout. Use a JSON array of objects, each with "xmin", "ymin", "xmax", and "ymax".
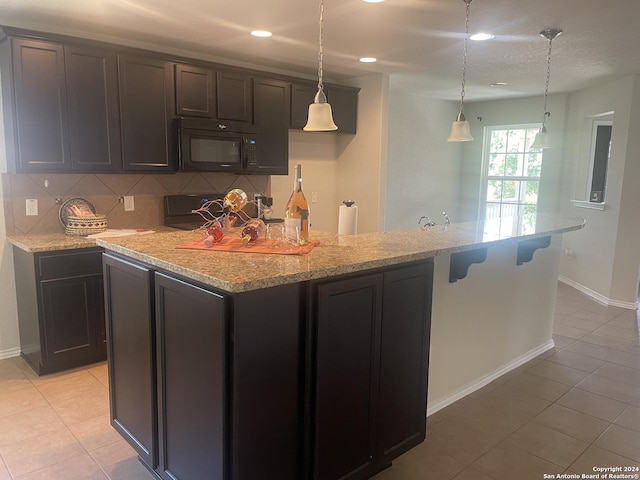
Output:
[
  {"xmin": 470, "ymin": 33, "xmax": 494, "ymax": 41},
  {"xmin": 490, "ymin": 82, "xmax": 507, "ymax": 87},
  {"xmin": 359, "ymin": 57, "xmax": 377, "ymax": 63},
  {"xmin": 362, "ymin": 0, "xmax": 385, "ymax": 3},
  {"xmin": 251, "ymin": 30, "xmax": 272, "ymax": 38}
]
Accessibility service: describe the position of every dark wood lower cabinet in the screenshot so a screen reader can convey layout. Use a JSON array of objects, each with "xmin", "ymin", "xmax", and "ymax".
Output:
[
  {"xmin": 311, "ymin": 261, "xmax": 433, "ymax": 480},
  {"xmin": 13, "ymin": 246, "xmax": 106, "ymax": 375},
  {"xmin": 155, "ymin": 272, "xmax": 227, "ymax": 480},
  {"xmin": 103, "ymin": 252, "xmax": 432, "ymax": 480},
  {"xmin": 103, "ymin": 253, "xmax": 156, "ymax": 468}
]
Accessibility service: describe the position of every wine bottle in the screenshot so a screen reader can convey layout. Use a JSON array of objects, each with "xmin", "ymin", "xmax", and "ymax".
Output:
[
  {"xmin": 241, "ymin": 218, "xmax": 265, "ymax": 246},
  {"xmin": 284, "ymin": 164, "xmax": 310, "ymax": 244},
  {"xmin": 223, "ymin": 189, "xmax": 248, "ymax": 213}
]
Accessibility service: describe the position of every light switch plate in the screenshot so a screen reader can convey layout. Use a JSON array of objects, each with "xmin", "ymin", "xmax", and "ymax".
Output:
[
  {"xmin": 26, "ymin": 199, "xmax": 38, "ymax": 216},
  {"xmin": 123, "ymin": 196, "xmax": 135, "ymax": 212}
]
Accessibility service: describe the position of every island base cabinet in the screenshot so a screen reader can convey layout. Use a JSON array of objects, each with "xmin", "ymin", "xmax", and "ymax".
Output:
[
  {"xmin": 155, "ymin": 272, "xmax": 227, "ymax": 480},
  {"xmin": 103, "ymin": 254, "xmax": 157, "ymax": 469},
  {"xmin": 311, "ymin": 260, "xmax": 433, "ymax": 480}
]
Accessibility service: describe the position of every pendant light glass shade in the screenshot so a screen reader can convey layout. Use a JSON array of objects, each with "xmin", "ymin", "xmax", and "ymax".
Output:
[
  {"xmin": 531, "ymin": 28, "xmax": 562, "ymax": 150},
  {"xmin": 448, "ymin": 0, "xmax": 474, "ymax": 143},
  {"xmin": 304, "ymin": 89, "xmax": 338, "ymax": 131},
  {"xmin": 447, "ymin": 111, "xmax": 473, "ymax": 142},
  {"xmin": 531, "ymin": 126, "xmax": 551, "ymax": 149},
  {"xmin": 304, "ymin": 0, "xmax": 338, "ymax": 132}
]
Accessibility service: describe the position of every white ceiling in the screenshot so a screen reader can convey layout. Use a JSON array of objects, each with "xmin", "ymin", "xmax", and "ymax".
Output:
[{"xmin": 1, "ymin": 0, "xmax": 639, "ymax": 101}]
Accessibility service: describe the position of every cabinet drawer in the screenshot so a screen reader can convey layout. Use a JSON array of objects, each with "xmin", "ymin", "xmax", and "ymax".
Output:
[{"xmin": 37, "ymin": 248, "xmax": 103, "ymax": 279}]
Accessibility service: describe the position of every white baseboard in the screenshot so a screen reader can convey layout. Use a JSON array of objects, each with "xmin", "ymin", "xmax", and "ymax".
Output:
[
  {"xmin": 426, "ymin": 339, "xmax": 555, "ymax": 416},
  {"xmin": 558, "ymin": 276, "xmax": 638, "ymax": 310},
  {"xmin": 0, "ymin": 347, "xmax": 21, "ymax": 361}
]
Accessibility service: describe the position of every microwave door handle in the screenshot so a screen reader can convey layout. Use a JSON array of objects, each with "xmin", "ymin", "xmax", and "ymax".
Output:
[{"xmin": 242, "ymin": 137, "xmax": 249, "ymax": 169}]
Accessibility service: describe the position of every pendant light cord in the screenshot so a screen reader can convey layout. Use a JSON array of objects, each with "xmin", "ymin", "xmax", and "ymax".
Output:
[
  {"xmin": 458, "ymin": 0, "xmax": 472, "ymax": 115},
  {"xmin": 317, "ymin": 0, "xmax": 325, "ymax": 94},
  {"xmin": 541, "ymin": 35, "xmax": 553, "ymax": 127}
]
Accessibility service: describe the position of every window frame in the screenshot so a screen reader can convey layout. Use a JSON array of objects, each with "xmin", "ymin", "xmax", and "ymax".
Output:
[{"xmin": 479, "ymin": 123, "xmax": 544, "ymax": 224}]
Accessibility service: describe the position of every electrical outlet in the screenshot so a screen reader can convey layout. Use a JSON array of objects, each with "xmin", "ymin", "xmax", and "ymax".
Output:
[
  {"xmin": 26, "ymin": 199, "xmax": 38, "ymax": 216},
  {"xmin": 311, "ymin": 191, "xmax": 318, "ymax": 203},
  {"xmin": 123, "ymin": 196, "xmax": 135, "ymax": 212}
]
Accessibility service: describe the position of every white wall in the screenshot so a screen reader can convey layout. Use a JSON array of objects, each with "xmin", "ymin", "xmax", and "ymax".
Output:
[
  {"xmin": 428, "ymin": 236, "xmax": 562, "ymax": 411},
  {"xmin": 0, "ymin": 71, "xmax": 20, "ymax": 358},
  {"xmin": 336, "ymin": 74, "xmax": 389, "ymax": 234},
  {"xmin": 383, "ymin": 91, "xmax": 462, "ymax": 231},
  {"xmin": 271, "ymin": 132, "xmax": 340, "ymax": 233},
  {"xmin": 559, "ymin": 75, "xmax": 640, "ymax": 306}
]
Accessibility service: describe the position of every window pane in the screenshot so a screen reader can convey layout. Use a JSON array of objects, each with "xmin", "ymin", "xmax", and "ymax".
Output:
[
  {"xmin": 526, "ymin": 152, "xmax": 542, "ymax": 177},
  {"xmin": 507, "ymin": 129, "xmax": 526, "ymax": 153},
  {"xmin": 487, "ymin": 180, "xmax": 502, "ymax": 201},
  {"xmin": 489, "ymin": 153, "xmax": 505, "ymax": 176},
  {"xmin": 485, "ymin": 202, "xmax": 502, "ymax": 219},
  {"xmin": 524, "ymin": 181, "xmax": 539, "ymax": 204},
  {"xmin": 490, "ymin": 130, "xmax": 507, "ymax": 152},
  {"xmin": 501, "ymin": 181, "xmax": 518, "ymax": 202},
  {"xmin": 504, "ymin": 154, "xmax": 522, "ymax": 176}
]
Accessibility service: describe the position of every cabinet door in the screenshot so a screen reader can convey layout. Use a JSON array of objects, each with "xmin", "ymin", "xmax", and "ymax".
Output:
[
  {"xmin": 103, "ymin": 254, "xmax": 157, "ymax": 469},
  {"xmin": 39, "ymin": 274, "xmax": 104, "ymax": 371},
  {"xmin": 314, "ymin": 274, "xmax": 383, "ymax": 480},
  {"xmin": 327, "ymin": 86, "xmax": 358, "ymax": 134},
  {"xmin": 252, "ymin": 78, "xmax": 289, "ymax": 175},
  {"xmin": 216, "ymin": 69, "xmax": 253, "ymax": 123},
  {"xmin": 175, "ymin": 63, "xmax": 214, "ymax": 117},
  {"xmin": 65, "ymin": 45, "xmax": 121, "ymax": 171},
  {"xmin": 12, "ymin": 39, "xmax": 69, "ymax": 172},
  {"xmin": 290, "ymin": 82, "xmax": 317, "ymax": 129},
  {"xmin": 155, "ymin": 272, "xmax": 227, "ymax": 480},
  {"xmin": 118, "ymin": 54, "xmax": 174, "ymax": 171},
  {"xmin": 378, "ymin": 262, "xmax": 432, "ymax": 462}
]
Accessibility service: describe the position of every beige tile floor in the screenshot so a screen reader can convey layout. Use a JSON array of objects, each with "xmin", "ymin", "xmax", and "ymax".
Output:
[{"xmin": 0, "ymin": 282, "xmax": 638, "ymax": 479}]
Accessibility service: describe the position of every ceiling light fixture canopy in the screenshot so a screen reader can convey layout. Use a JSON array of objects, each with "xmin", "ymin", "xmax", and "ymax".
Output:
[
  {"xmin": 531, "ymin": 28, "xmax": 562, "ymax": 150},
  {"xmin": 304, "ymin": 0, "xmax": 338, "ymax": 132},
  {"xmin": 448, "ymin": 0, "xmax": 474, "ymax": 142}
]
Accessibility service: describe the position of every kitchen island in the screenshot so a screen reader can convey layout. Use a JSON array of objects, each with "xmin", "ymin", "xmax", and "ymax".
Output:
[{"xmin": 97, "ymin": 214, "xmax": 584, "ymax": 480}]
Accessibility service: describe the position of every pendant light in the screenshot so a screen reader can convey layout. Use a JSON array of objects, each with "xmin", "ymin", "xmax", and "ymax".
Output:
[
  {"xmin": 447, "ymin": 0, "xmax": 474, "ymax": 142},
  {"xmin": 303, "ymin": 0, "xmax": 338, "ymax": 131},
  {"xmin": 531, "ymin": 28, "xmax": 562, "ymax": 150}
]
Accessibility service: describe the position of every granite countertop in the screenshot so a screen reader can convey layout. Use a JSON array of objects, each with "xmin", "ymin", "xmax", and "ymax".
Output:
[
  {"xmin": 7, "ymin": 233, "xmax": 99, "ymax": 252},
  {"xmin": 6, "ymin": 228, "xmax": 171, "ymax": 253},
  {"xmin": 94, "ymin": 214, "xmax": 585, "ymax": 293}
]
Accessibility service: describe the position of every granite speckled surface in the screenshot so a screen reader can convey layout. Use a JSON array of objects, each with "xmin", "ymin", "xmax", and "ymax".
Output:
[
  {"xmin": 7, "ymin": 233, "xmax": 98, "ymax": 252},
  {"xmin": 93, "ymin": 214, "xmax": 585, "ymax": 293}
]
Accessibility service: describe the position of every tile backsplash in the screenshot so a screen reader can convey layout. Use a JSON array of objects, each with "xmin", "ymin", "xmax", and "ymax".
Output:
[{"xmin": 1, "ymin": 172, "xmax": 270, "ymax": 235}]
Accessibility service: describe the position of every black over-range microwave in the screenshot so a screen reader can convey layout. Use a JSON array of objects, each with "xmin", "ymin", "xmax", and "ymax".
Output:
[{"xmin": 177, "ymin": 118, "xmax": 259, "ymax": 172}]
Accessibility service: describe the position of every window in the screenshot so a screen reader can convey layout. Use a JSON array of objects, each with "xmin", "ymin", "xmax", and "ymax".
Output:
[
  {"xmin": 587, "ymin": 120, "xmax": 612, "ymax": 203},
  {"xmin": 482, "ymin": 125, "xmax": 543, "ymax": 225}
]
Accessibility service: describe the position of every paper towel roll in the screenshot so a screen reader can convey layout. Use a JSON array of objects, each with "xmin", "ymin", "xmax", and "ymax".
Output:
[{"xmin": 338, "ymin": 203, "xmax": 358, "ymax": 235}]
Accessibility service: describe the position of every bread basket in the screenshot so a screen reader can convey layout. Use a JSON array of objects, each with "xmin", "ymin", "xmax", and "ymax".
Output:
[{"xmin": 59, "ymin": 198, "xmax": 108, "ymax": 236}]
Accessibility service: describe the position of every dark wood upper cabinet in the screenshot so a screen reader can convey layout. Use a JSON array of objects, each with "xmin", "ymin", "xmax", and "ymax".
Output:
[
  {"xmin": 11, "ymin": 39, "xmax": 69, "ymax": 172},
  {"xmin": 327, "ymin": 85, "xmax": 359, "ymax": 135},
  {"xmin": 290, "ymin": 82, "xmax": 318, "ymax": 130},
  {"xmin": 118, "ymin": 54, "xmax": 175, "ymax": 171},
  {"xmin": 175, "ymin": 63, "xmax": 214, "ymax": 118},
  {"xmin": 251, "ymin": 77, "xmax": 289, "ymax": 175},
  {"xmin": 216, "ymin": 69, "xmax": 253, "ymax": 123},
  {"xmin": 65, "ymin": 44, "xmax": 121, "ymax": 171}
]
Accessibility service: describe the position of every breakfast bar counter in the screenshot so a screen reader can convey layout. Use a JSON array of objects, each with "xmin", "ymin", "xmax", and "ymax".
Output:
[{"xmin": 97, "ymin": 214, "xmax": 584, "ymax": 480}]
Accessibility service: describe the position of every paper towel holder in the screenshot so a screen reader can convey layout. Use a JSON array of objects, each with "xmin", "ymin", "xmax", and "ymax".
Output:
[{"xmin": 343, "ymin": 200, "xmax": 355, "ymax": 207}]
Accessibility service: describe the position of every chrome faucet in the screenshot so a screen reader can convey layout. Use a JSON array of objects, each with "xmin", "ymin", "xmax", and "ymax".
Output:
[{"xmin": 418, "ymin": 216, "xmax": 436, "ymax": 228}]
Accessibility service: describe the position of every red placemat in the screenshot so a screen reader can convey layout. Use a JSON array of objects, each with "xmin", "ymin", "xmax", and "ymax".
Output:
[{"xmin": 176, "ymin": 236, "xmax": 319, "ymax": 255}]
